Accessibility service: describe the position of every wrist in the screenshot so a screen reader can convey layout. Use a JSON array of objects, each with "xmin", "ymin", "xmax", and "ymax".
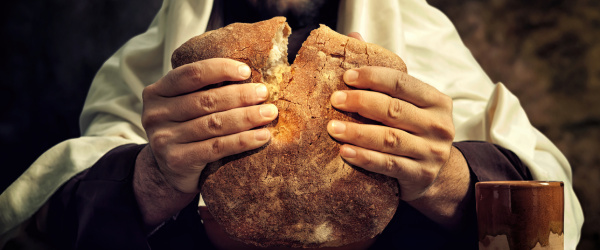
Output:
[
  {"xmin": 407, "ymin": 146, "xmax": 473, "ymax": 229},
  {"xmin": 133, "ymin": 145, "xmax": 198, "ymax": 230}
]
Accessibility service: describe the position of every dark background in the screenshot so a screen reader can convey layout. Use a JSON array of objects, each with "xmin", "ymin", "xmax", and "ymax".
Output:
[{"xmin": 1, "ymin": 0, "xmax": 598, "ymax": 248}]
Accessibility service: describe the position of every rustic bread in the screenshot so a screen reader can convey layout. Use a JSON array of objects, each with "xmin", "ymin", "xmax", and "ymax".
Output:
[{"xmin": 172, "ymin": 17, "xmax": 405, "ymax": 248}]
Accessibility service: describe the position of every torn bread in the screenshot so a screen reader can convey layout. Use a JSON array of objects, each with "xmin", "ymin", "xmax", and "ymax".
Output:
[{"xmin": 172, "ymin": 17, "xmax": 405, "ymax": 248}]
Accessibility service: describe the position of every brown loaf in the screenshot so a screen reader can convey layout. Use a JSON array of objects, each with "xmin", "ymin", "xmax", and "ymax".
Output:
[
  {"xmin": 171, "ymin": 17, "xmax": 289, "ymax": 86},
  {"xmin": 172, "ymin": 17, "xmax": 405, "ymax": 248}
]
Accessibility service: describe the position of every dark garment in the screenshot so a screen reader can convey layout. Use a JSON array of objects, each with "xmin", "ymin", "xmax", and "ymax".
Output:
[
  {"xmin": 42, "ymin": 142, "xmax": 531, "ymax": 250},
  {"xmin": 44, "ymin": 144, "xmax": 148, "ymax": 250}
]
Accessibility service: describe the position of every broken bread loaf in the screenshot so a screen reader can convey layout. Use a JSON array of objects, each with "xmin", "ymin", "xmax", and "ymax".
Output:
[{"xmin": 171, "ymin": 17, "xmax": 406, "ymax": 248}]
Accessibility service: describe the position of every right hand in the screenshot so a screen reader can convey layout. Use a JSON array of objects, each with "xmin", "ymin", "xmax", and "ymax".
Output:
[{"xmin": 141, "ymin": 58, "xmax": 278, "ymax": 194}]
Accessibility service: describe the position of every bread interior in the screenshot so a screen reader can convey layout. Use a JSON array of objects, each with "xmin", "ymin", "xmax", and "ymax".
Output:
[{"xmin": 263, "ymin": 23, "xmax": 292, "ymax": 102}]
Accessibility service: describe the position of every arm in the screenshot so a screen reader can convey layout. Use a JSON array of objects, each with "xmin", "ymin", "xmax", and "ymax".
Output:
[
  {"xmin": 409, "ymin": 141, "xmax": 533, "ymax": 229},
  {"xmin": 39, "ymin": 144, "xmax": 213, "ymax": 250},
  {"xmin": 372, "ymin": 141, "xmax": 532, "ymax": 249},
  {"xmin": 39, "ymin": 58, "xmax": 278, "ymax": 248},
  {"xmin": 405, "ymin": 145, "xmax": 471, "ymax": 229}
]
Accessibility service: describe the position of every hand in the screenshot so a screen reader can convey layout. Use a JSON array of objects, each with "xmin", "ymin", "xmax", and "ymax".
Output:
[
  {"xmin": 139, "ymin": 58, "xmax": 278, "ymax": 194},
  {"xmin": 327, "ymin": 66, "xmax": 455, "ymax": 201}
]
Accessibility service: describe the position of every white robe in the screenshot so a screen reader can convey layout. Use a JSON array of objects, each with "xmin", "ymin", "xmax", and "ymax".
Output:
[{"xmin": 0, "ymin": 0, "xmax": 584, "ymax": 248}]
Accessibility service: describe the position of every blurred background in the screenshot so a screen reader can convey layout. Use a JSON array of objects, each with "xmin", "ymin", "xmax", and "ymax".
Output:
[
  {"xmin": 0, "ymin": 0, "xmax": 598, "ymax": 249},
  {"xmin": 428, "ymin": 0, "xmax": 600, "ymax": 248}
]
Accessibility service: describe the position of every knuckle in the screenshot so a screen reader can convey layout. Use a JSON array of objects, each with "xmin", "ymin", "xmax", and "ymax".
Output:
[
  {"xmin": 149, "ymin": 130, "xmax": 171, "ymax": 153},
  {"xmin": 236, "ymin": 133, "xmax": 250, "ymax": 149},
  {"xmin": 429, "ymin": 117, "xmax": 455, "ymax": 140},
  {"xmin": 239, "ymin": 86, "xmax": 255, "ymax": 106},
  {"xmin": 383, "ymin": 129, "xmax": 402, "ymax": 149},
  {"xmin": 444, "ymin": 123, "xmax": 456, "ymax": 140},
  {"xmin": 394, "ymin": 73, "xmax": 410, "ymax": 94},
  {"xmin": 428, "ymin": 143, "xmax": 451, "ymax": 165},
  {"xmin": 243, "ymin": 107, "xmax": 256, "ymax": 125},
  {"xmin": 437, "ymin": 93, "xmax": 453, "ymax": 111},
  {"xmin": 351, "ymin": 91, "xmax": 369, "ymax": 111},
  {"xmin": 353, "ymin": 125, "xmax": 368, "ymax": 142},
  {"xmin": 359, "ymin": 68, "xmax": 372, "ymax": 83},
  {"xmin": 206, "ymin": 114, "xmax": 224, "ymax": 133},
  {"xmin": 142, "ymin": 85, "xmax": 155, "ymax": 100},
  {"xmin": 141, "ymin": 111, "xmax": 154, "ymax": 129},
  {"xmin": 211, "ymin": 138, "xmax": 225, "ymax": 156},
  {"xmin": 163, "ymin": 149, "xmax": 185, "ymax": 171},
  {"xmin": 220, "ymin": 61, "xmax": 237, "ymax": 79},
  {"xmin": 361, "ymin": 151, "xmax": 376, "ymax": 168},
  {"xmin": 352, "ymin": 92, "xmax": 365, "ymax": 109},
  {"xmin": 209, "ymin": 59, "xmax": 236, "ymax": 80},
  {"xmin": 420, "ymin": 166, "xmax": 438, "ymax": 185},
  {"xmin": 387, "ymin": 98, "xmax": 403, "ymax": 119},
  {"xmin": 185, "ymin": 63, "xmax": 207, "ymax": 82},
  {"xmin": 384, "ymin": 156, "xmax": 402, "ymax": 177},
  {"xmin": 141, "ymin": 108, "xmax": 166, "ymax": 129},
  {"xmin": 198, "ymin": 92, "xmax": 218, "ymax": 113}
]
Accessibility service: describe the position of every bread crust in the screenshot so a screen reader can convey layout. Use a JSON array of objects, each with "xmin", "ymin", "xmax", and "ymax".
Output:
[
  {"xmin": 172, "ymin": 17, "xmax": 405, "ymax": 248},
  {"xmin": 172, "ymin": 16, "xmax": 290, "ymax": 84}
]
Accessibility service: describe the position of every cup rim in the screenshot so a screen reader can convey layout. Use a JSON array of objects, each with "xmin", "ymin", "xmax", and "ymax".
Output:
[{"xmin": 475, "ymin": 180, "xmax": 564, "ymax": 189}]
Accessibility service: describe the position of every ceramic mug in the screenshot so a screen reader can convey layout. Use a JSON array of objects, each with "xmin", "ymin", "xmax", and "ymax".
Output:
[{"xmin": 476, "ymin": 181, "xmax": 564, "ymax": 250}]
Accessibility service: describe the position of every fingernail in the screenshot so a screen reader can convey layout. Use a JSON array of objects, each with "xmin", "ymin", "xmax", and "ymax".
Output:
[
  {"xmin": 344, "ymin": 69, "xmax": 359, "ymax": 84},
  {"xmin": 254, "ymin": 129, "xmax": 270, "ymax": 141},
  {"xmin": 331, "ymin": 91, "xmax": 347, "ymax": 106},
  {"xmin": 255, "ymin": 84, "xmax": 268, "ymax": 100},
  {"xmin": 260, "ymin": 104, "xmax": 278, "ymax": 118},
  {"xmin": 340, "ymin": 146, "xmax": 357, "ymax": 158},
  {"xmin": 330, "ymin": 120, "xmax": 346, "ymax": 134},
  {"xmin": 238, "ymin": 64, "xmax": 251, "ymax": 78}
]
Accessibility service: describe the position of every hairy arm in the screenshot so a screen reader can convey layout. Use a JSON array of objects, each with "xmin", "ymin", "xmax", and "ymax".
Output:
[{"xmin": 406, "ymin": 146, "xmax": 472, "ymax": 229}]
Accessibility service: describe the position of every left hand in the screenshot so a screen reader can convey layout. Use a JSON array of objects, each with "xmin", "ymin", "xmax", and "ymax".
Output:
[{"xmin": 327, "ymin": 66, "xmax": 455, "ymax": 201}]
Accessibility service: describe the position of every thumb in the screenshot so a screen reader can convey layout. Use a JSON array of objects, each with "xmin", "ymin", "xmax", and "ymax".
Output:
[{"xmin": 347, "ymin": 32, "xmax": 365, "ymax": 42}]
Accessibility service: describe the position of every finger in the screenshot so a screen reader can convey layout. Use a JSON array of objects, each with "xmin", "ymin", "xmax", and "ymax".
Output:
[
  {"xmin": 167, "ymin": 128, "xmax": 272, "ymax": 171},
  {"xmin": 343, "ymin": 67, "xmax": 449, "ymax": 108},
  {"xmin": 347, "ymin": 32, "xmax": 365, "ymax": 41},
  {"xmin": 171, "ymin": 104, "xmax": 278, "ymax": 143},
  {"xmin": 156, "ymin": 128, "xmax": 272, "ymax": 193},
  {"xmin": 330, "ymin": 90, "xmax": 428, "ymax": 134},
  {"xmin": 151, "ymin": 58, "xmax": 251, "ymax": 97},
  {"xmin": 338, "ymin": 144, "xmax": 443, "ymax": 201},
  {"xmin": 158, "ymin": 83, "xmax": 269, "ymax": 122},
  {"xmin": 327, "ymin": 120, "xmax": 426, "ymax": 159},
  {"xmin": 337, "ymin": 144, "xmax": 419, "ymax": 182}
]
